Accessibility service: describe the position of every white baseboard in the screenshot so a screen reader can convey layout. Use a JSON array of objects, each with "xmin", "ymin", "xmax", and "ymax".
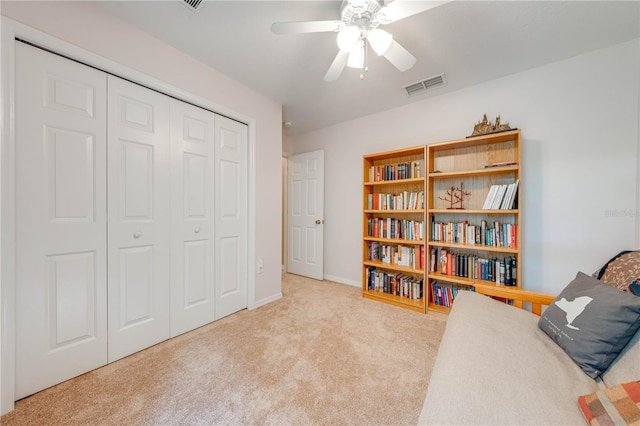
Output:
[
  {"xmin": 324, "ymin": 274, "xmax": 361, "ymax": 288},
  {"xmin": 253, "ymin": 292, "xmax": 283, "ymax": 309}
]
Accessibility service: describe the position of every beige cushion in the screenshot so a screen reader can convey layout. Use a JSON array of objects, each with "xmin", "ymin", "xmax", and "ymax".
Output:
[{"xmin": 419, "ymin": 291, "xmax": 599, "ymax": 425}]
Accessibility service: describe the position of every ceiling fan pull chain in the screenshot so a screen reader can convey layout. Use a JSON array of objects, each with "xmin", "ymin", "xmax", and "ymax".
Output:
[{"xmin": 361, "ymin": 39, "xmax": 369, "ymax": 80}]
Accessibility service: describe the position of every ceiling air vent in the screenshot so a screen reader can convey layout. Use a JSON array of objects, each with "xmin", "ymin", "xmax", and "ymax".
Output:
[
  {"xmin": 183, "ymin": 0, "xmax": 204, "ymax": 12},
  {"xmin": 403, "ymin": 73, "xmax": 447, "ymax": 97}
]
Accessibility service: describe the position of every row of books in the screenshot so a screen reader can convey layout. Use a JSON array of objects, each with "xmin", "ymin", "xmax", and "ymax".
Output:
[
  {"xmin": 367, "ymin": 217, "xmax": 424, "ymax": 241},
  {"xmin": 482, "ymin": 180, "xmax": 519, "ymax": 210},
  {"xmin": 430, "ymin": 220, "xmax": 517, "ymax": 249},
  {"xmin": 367, "ymin": 191, "xmax": 424, "ymax": 211},
  {"xmin": 430, "ymin": 248, "xmax": 518, "ymax": 286},
  {"xmin": 429, "ymin": 281, "xmax": 475, "ymax": 307},
  {"xmin": 367, "ymin": 242, "xmax": 425, "ymax": 269},
  {"xmin": 368, "ymin": 160, "xmax": 424, "ymax": 182},
  {"xmin": 366, "ymin": 267, "xmax": 424, "ymax": 300}
]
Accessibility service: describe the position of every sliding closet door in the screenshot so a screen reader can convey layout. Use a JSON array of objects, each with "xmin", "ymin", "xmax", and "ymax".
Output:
[
  {"xmin": 14, "ymin": 42, "xmax": 108, "ymax": 399},
  {"xmin": 214, "ymin": 116, "xmax": 248, "ymax": 319},
  {"xmin": 107, "ymin": 76, "xmax": 171, "ymax": 362},
  {"xmin": 170, "ymin": 100, "xmax": 216, "ymax": 336}
]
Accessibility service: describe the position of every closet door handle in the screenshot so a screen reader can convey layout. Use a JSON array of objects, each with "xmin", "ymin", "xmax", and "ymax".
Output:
[
  {"xmin": 133, "ymin": 231, "xmax": 142, "ymax": 239},
  {"xmin": 194, "ymin": 227, "xmax": 201, "ymax": 234}
]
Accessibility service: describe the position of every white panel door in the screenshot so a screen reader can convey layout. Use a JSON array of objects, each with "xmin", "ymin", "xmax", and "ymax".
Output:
[
  {"xmin": 170, "ymin": 100, "xmax": 216, "ymax": 336},
  {"xmin": 107, "ymin": 75, "xmax": 171, "ymax": 362},
  {"xmin": 214, "ymin": 116, "xmax": 248, "ymax": 319},
  {"xmin": 14, "ymin": 42, "xmax": 108, "ymax": 399},
  {"xmin": 287, "ymin": 150, "xmax": 324, "ymax": 280}
]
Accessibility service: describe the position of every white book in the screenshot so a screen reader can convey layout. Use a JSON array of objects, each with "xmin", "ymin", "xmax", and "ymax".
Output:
[
  {"xmin": 491, "ymin": 185, "xmax": 507, "ymax": 210},
  {"xmin": 482, "ymin": 185, "xmax": 498, "ymax": 210},
  {"xmin": 507, "ymin": 180, "xmax": 520, "ymax": 210},
  {"xmin": 500, "ymin": 183, "xmax": 514, "ymax": 209}
]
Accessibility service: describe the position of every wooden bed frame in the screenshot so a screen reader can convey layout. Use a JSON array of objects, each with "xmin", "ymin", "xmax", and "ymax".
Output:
[{"xmin": 473, "ymin": 284, "xmax": 556, "ymax": 316}]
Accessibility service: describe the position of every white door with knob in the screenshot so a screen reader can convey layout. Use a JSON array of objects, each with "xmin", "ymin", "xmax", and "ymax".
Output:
[
  {"xmin": 107, "ymin": 75, "xmax": 171, "ymax": 362},
  {"xmin": 170, "ymin": 100, "xmax": 216, "ymax": 336},
  {"xmin": 14, "ymin": 42, "xmax": 109, "ymax": 399},
  {"xmin": 287, "ymin": 150, "xmax": 325, "ymax": 280}
]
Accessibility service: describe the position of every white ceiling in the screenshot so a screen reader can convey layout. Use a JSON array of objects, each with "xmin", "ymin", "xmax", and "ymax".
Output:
[{"xmin": 91, "ymin": 1, "xmax": 639, "ymax": 135}]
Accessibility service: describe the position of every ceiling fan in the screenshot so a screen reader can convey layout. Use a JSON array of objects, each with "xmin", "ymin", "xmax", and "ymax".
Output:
[{"xmin": 271, "ymin": 0, "xmax": 448, "ymax": 81}]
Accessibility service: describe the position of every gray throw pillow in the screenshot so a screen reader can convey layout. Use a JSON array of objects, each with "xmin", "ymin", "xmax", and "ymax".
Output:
[{"xmin": 538, "ymin": 271, "xmax": 640, "ymax": 378}]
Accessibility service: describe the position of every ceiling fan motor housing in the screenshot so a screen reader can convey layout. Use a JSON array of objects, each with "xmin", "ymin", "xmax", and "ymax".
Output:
[{"xmin": 341, "ymin": 0, "xmax": 385, "ymax": 29}]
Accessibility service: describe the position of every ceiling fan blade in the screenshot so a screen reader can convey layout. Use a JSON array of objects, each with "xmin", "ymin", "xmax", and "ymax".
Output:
[
  {"xmin": 324, "ymin": 51, "xmax": 349, "ymax": 82},
  {"xmin": 271, "ymin": 20, "xmax": 342, "ymax": 35},
  {"xmin": 378, "ymin": 0, "xmax": 449, "ymax": 24},
  {"xmin": 382, "ymin": 39, "xmax": 417, "ymax": 72}
]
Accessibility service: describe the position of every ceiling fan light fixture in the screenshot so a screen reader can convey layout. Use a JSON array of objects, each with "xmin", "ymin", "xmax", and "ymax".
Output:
[
  {"xmin": 346, "ymin": 40, "xmax": 365, "ymax": 69},
  {"xmin": 367, "ymin": 28, "xmax": 393, "ymax": 56},
  {"xmin": 337, "ymin": 25, "xmax": 361, "ymax": 52}
]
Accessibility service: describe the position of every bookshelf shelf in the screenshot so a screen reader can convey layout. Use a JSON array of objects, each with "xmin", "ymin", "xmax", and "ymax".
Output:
[
  {"xmin": 363, "ymin": 146, "xmax": 427, "ymax": 313},
  {"xmin": 426, "ymin": 130, "xmax": 522, "ymax": 314},
  {"xmin": 428, "ymin": 209, "xmax": 518, "ymax": 215},
  {"xmin": 364, "ymin": 236, "xmax": 425, "ymax": 245},
  {"xmin": 363, "ymin": 290, "xmax": 425, "ymax": 313},
  {"xmin": 363, "ymin": 260, "xmax": 424, "ymax": 275},
  {"xmin": 427, "ymin": 303, "xmax": 450, "ymax": 314},
  {"xmin": 365, "ymin": 177, "xmax": 424, "ymax": 186},
  {"xmin": 427, "ymin": 272, "xmax": 513, "ymax": 288},
  {"xmin": 427, "ymin": 241, "xmax": 518, "ymax": 254},
  {"xmin": 365, "ymin": 209, "xmax": 425, "ymax": 214},
  {"xmin": 428, "ymin": 165, "xmax": 518, "ymax": 179}
]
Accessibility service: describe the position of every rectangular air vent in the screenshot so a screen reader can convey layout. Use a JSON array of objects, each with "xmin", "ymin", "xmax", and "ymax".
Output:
[
  {"xmin": 403, "ymin": 73, "xmax": 447, "ymax": 97},
  {"xmin": 183, "ymin": 0, "xmax": 204, "ymax": 11}
]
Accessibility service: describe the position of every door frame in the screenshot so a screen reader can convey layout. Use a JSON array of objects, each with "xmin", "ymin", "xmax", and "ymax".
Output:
[
  {"xmin": 0, "ymin": 17, "xmax": 257, "ymax": 414},
  {"xmin": 282, "ymin": 155, "xmax": 289, "ymax": 272}
]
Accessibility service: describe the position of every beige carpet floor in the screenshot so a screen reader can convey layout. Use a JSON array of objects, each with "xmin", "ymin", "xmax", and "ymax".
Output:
[{"xmin": 1, "ymin": 273, "xmax": 446, "ymax": 425}]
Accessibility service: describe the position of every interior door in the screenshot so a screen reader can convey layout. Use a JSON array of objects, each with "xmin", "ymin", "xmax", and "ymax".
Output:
[
  {"xmin": 14, "ymin": 42, "xmax": 108, "ymax": 399},
  {"xmin": 170, "ymin": 99, "xmax": 216, "ymax": 336},
  {"xmin": 287, "ymin": 150, "xmax": 325, "ymax": 280},
  {"xmin": 214, "ymin": 115, "xmax": 248, "ymax": 319},
  {"xmin": 107, "ymin": 75, "xmax": 171, "ymax": 362}
]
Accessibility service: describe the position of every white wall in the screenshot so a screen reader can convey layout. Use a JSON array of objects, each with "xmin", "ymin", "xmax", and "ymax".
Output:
[
  {"xmin": 293, "ymin": 38, "xmax": 640, "ymax": 295},
  {"xmin": 0, "ymin": 0, "xmax": 283, "ymax": 304}
]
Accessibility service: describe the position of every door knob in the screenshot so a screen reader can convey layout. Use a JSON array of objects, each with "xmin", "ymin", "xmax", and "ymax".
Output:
[
  {"xmin": 133, "ymin": 231, "xmax": 142, "ymax": 239},
  {"xmin": 315, "ymin": 219, "xmax": 321, "ymax": 224},
  {"xmin": 194, "ymin": 227, "xmax": 201, "ymax": 234}
]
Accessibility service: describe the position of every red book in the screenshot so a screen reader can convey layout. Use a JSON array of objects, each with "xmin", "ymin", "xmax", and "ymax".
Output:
[{"xmin": 440, "ymin": 249, "xmax": 448, "ymax": 274}]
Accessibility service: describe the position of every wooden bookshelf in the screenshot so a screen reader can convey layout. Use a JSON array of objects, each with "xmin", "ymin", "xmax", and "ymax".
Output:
[
  {"xmin": 426, "ymin": 130, "xmax": 522, "ymax": 313},
  {"xmin": 362, "ymin": 130, "xmax": 523, "ymax": 315},
  {"xmin": 362, "ymin": 146, "xmax": 427, "ymax": 313}
]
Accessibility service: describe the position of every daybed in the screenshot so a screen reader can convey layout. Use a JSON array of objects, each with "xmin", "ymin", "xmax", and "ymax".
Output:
[{"xmin": 419, "ymin": 252, "xmax": 640, "ymax": 425}]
